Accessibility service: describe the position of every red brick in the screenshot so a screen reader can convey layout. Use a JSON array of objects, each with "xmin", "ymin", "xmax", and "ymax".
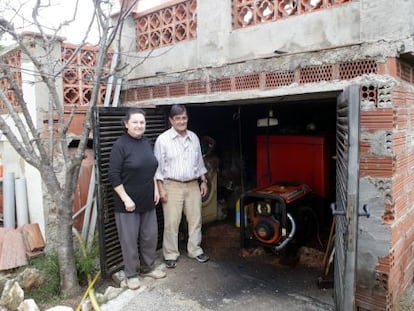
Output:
[
  {"xmin": 360, "ymin": 156, "xmax": 393, "ymax": 177},
  {"xmin": 360, "ymin": 110, "xmax": 394, "ymax": 131},
  {"xmin": 21, "ymin": 223, "xmax": 45, "ymax": 252}
]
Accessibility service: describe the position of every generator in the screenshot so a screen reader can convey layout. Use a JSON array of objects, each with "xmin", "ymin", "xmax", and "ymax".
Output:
[
  {"xmin": 240, "ymin": 134, "xmax": 334, "ymax": 251},
  {"xmin": 240, "ymin": 182, "xmax": 316, "ymax": 251}
]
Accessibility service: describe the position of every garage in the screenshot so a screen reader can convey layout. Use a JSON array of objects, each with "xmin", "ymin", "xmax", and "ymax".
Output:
[
  {"xmin": 95, "ymin": 91, "xmax": 342, "ymax": 274},
  {"xmin": 185, "ymin": 97, "xmax": 337, "ymax": 231}
]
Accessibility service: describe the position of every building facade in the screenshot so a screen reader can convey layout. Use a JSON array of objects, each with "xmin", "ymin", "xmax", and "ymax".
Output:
[{"xmin": 113, "ymin": 0, "xmax": 414, "ymax": 310}]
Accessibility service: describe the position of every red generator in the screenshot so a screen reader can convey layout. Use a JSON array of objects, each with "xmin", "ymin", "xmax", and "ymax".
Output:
[{"xmin": 240, "ymin": 135, "xmax": 334, "ymax": 250}]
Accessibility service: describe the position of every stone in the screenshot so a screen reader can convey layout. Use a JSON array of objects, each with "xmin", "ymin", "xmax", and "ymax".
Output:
[
  {"xmin": 17, "ymin": 298, "xmax": 40, "ymax": 311},
  {"xmin": 16, "ymin": 268, "xmax": 45, "ymax": 291},
  {"xmin": 95, "ymin": 292, "xmax": 107, "ymax": 305},
  {"xmin": 0, "ymin": 280, "xmax": 24, "ymax": 311},
  {"xmin": 103, "ymin": 286, "xmax": 123, "ymax": 301},
  {"xmin": 44, "ymin": 307, "xmax": 74, "ymax": 311}
]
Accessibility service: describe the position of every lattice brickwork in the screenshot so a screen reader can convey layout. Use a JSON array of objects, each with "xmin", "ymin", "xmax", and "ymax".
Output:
[
  {"xmin": 153, "ymin": 85, "xmax": 168, "ymax": 98},
  {"xmin": 0, "ymin": 50, "xmax": 22, "ymax": 112},
  {"xmin": 300, "ymin": 65, "xmax": 332, "ymax": 83},
  {"xmin": 340, "ymin": 59, "xmax": 377, "ymax": 80},
  {"xmin": 135, "ymin": 0, "xmax": 197, "ymax": 51},
  {"xmin": 169, "ymin": 82, "xmax": 186, "ymax": 97},
  {"xmin": 235, "ymin": 73, "xmax": 260, "ymax": 90},
  {"xmin": 233, "ymin": 0, "xmax": 352, "ymax": 29},
  {"xmin": 265, "ymin": 70, "xmax": 295, "ymax": 88},
  {"xmin": 188, "ymin": 80, "xmax": 207, "ymax": 95},
  {"xmin": 210, "ymin": 77, "xmax": 232, "ymax": 92},
  {"xmin": 61, "ymin": 44, "xmax": 111, "ymax": 106},
  {"xmin": 124, "ymin": 59, "xmax": 379, "ymax": 102}
]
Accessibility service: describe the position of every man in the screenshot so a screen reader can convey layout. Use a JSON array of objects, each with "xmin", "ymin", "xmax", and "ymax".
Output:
[{"xmin": 154, "ymin": 104, "xmax": 210, "ymax": 268}]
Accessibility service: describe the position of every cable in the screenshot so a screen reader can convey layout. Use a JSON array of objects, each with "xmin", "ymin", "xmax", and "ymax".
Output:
[
  {"xmin": 237, "ymin": 105, "xmax": 245, "ymax": 193},
  {"xmin": 265, "ymin": 104, "xmax": 272, "ymax": 185}
]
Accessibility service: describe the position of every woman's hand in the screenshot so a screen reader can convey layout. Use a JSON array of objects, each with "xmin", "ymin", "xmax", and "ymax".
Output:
[
  {"xmin": 154, "ymin": 188, "xmax": 160, "ymax": 205},
  {"xmin": 123, "ymin": 198, "xmax": 136, "ymax": 212}
]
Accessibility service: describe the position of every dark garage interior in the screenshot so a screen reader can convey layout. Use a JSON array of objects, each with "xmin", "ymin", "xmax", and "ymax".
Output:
[{"xmin": 183, "ymin": 97, "xmax": 338, "ymax": 268}]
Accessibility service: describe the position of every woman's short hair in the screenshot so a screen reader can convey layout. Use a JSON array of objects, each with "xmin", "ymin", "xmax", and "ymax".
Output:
[{"xmin": 122, "ymin": 108, "xmax": 146, "ymax": 130}]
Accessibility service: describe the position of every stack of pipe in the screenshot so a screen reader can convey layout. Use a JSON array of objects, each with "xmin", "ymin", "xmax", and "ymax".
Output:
[{"xmin": 3, "ymin": 173, "xmax": 29, "ymax": 228}]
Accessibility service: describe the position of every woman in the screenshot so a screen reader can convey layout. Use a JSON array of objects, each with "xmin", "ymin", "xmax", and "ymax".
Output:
[{"xmin": 108, "ymin": 108, "xmax": 166, "ymax": 290}]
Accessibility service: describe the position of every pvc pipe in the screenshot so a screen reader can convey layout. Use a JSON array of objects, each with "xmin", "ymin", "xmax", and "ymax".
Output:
[
  {"xmin": 3, "ymin": 172, "xmax": 15, "ymax": 228},
  {"xmin": 15, "ymin": 177, "xmax": 29, "ymax": 227}
]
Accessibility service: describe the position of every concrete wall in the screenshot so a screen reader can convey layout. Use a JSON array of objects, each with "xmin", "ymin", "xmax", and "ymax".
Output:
[{"xmin": 121, "ymin": 0, "xmax": 414, "ymax": 81}]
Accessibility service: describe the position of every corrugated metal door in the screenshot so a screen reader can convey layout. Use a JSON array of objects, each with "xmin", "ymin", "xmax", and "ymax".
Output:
[
  {"xmin": 333, "ymin": 85, "xmax": 360, "ymax": 310},
  {"xmin": 93, "ymin": 106, "xmax": 167, "ymax": 277}
]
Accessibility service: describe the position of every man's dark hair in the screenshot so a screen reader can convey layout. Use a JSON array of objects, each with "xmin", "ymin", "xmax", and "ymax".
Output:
[{"xmin": 169, "ymin": 104, "xmax": 187, "ymax": 118}]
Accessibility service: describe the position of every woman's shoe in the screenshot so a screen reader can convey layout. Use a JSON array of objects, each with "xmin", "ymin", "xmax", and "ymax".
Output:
[
  {"xmin": 141, "ymin": 269, "xmax": 167, "ymax": 279},
  {"xmin": 120, "ymin": 276, "xmax": 141, "ymax": 290}
]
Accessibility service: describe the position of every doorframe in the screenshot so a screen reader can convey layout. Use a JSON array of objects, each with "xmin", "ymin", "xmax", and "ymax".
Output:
[{"xmin": 333, "ymin": 84, "xmax": 361, "ymax": 310}]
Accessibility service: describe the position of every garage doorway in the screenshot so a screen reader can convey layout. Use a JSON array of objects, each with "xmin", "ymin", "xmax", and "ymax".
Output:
[{"xmin": 94, "ymin": 88, "xmax": 360, "ymax": 310}]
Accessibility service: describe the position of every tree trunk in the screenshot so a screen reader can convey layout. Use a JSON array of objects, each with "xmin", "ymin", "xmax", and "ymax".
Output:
[
  {"xmin": 57, "ymin": 194, "xmax": 81, "ymax": 297},
  {"xmin": 43, "ymin": 166, "xmax": 81, "ymax": 297}
]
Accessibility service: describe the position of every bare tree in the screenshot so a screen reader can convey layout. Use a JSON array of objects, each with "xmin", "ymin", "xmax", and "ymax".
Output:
[{"xmin": 0, "ymin": 0, "xmax": 137, "ymax": 297}]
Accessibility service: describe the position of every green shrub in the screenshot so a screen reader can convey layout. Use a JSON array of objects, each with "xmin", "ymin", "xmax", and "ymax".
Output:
[
  {"xmin": 75, "ymin": 239, "xmax": 99, "ymax": 285},
  {"xmin": 26, "ymin": 235, "xmax": 100, "ymax": 305},
  {"xmin": 27, "ymin": 253, "xmax": 60, "ymax": 304}
]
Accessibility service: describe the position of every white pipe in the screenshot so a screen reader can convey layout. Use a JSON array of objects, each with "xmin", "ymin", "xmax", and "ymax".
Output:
[
  {"xmin": 15, "ymin": 177, "xmax": 29, "ymax": 227},
  {"xmin": 81, "ymin": 165, "xmax": 95, "ymax": 242},
  {"xmin": 3, "ymin": 172, "xmax": 15, "ymax": 228}
]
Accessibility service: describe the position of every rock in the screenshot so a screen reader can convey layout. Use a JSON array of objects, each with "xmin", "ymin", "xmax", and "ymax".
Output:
[
  {"xmin": 80, "ymin": 292, "xmax": 106, "ymax": 311},
  {"xmin": 80, "ymin": 299, "xmax": 92, "ymax": 311},
  {"xmin": 0, "ymin": 280, "xmax": 24, "ymax": 311},
  {"xmin": 44, "ymin": 307, "xmax": 74, "ymax": 311},
  {"xmin": 111, "ymin": 270, "xmax": 125, "ymax": 286},
  {"xmin": 103, "ymin": 286, "xmax": 124, "ymax": 301},
  {"xmin": 95, "ymin": 292, "xmax": 107, "ymax": 305},
  {"xmin": 16, "ymin": 268, "xmax": 45, "ymax": 291},
  {"xmin": 17, "ymin": 298, "xmax": 40, "ymax": 311}
]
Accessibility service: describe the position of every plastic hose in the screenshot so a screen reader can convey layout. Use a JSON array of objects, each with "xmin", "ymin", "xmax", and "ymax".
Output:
[{"xmin": 73, "ymin": 228, "xmax": 101, "ymax": 311}]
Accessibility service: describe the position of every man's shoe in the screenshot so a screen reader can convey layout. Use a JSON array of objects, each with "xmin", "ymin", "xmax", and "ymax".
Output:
[
  {"xmin": 195, "ymin": 253, "xmax": 210, "ymax": 263},
  {"xmin": 120, "ymin": 277, "xmax": 140, "ymax": 290},
  {"xmin": 165, "ymin": 260, "xmax": 177, "ymax": 269},
  {"xmin": 141, "ymin": 269, "xmax": 167, "ymax": 279}
]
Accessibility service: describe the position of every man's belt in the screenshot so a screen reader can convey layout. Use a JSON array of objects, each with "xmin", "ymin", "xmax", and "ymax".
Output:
[{"xmin": 165, "ymin": 178, "xmax": 197, "ymax": 183}]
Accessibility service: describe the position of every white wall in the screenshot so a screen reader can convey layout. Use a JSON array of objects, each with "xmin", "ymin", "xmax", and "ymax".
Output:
[{"xmin": 122, "ymin": 0, "xmax": 414, "ymax": 80}]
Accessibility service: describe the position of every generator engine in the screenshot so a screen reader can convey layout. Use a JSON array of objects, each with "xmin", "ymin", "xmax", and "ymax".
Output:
[{"xmin": 240, "ymin": 182, "xmax": 313, "ymax": 251}]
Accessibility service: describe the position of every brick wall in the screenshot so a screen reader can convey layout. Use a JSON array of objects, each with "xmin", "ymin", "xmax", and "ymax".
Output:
[{"xmin": 357, "ymin": 80, "xmax": 414, "ymax": 310}]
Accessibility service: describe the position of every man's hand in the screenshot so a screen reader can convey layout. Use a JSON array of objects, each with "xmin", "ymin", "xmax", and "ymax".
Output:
[
  {"xmin": 159, "ymin": 188, "xmax": 168, "ymax": 203},
  {"xmin": 200, "ymin": 182, "xmax": 208, "ymax": 197}
]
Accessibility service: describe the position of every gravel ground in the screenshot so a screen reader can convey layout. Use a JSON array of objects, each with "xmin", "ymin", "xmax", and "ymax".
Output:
[
  {"xmin": 100, "ymin": 257, "xmax": 334, "ymax": 311},
  {"xmin": 100, "ymin": 222, "xmax": 334, "ymax": 311}
]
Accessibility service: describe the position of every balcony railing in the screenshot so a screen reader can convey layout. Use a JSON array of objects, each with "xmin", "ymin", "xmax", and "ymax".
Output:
[
  {"xmin": 61, "ymin": 43, "xmax": 111, "ymax": 107},
  {"xmin": 233, "ymin": 0, "xmax": 352, "ymax": 29},
  {"xmin": 135, "ymin": 0, "xmax": 197, "ymax": 51}
]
